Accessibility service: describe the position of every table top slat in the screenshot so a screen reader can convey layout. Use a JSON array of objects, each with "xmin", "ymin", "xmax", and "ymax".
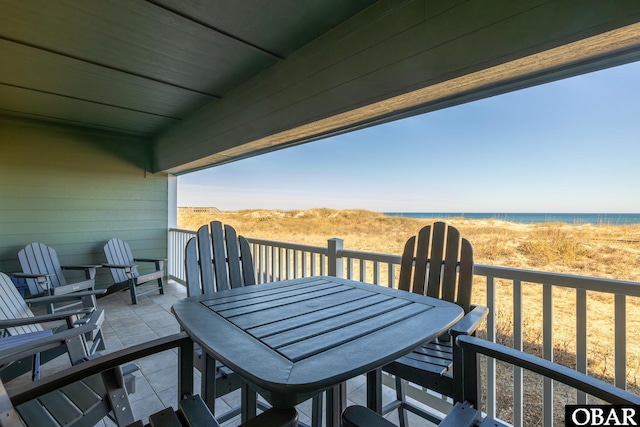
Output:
[
  {"xmin": 247, "ymin": 293, "xmax": 394, "ymax": 338},
  {"xmin": 261, "ymin": 297, "xmax": 412, "ymax": 348},
  {"xmin": 229, "ymin": 288, "xmax": 375, "ymax": 329},
  {"xmin": 278, "ymin": 303, "xmax": 431, "ymax": 362},
  {"xmin": 200, "ymin": 278, "xmax": 329, "ymax": 306}
]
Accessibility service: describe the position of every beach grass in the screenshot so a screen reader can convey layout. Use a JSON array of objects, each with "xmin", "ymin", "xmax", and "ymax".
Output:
[{"xmin": 178, "ymin": 208, "xmax": 640, "ymax": 424}]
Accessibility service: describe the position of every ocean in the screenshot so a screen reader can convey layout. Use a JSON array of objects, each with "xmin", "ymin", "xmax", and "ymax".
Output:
[{"xmin": 382, "ymin": 212, "xmax": 640, "ymax": 225}]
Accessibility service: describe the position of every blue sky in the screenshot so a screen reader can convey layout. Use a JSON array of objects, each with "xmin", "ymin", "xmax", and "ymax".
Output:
[{"xmin": 178, "ymin": 61, "xmax": 640, "ymax": 213}]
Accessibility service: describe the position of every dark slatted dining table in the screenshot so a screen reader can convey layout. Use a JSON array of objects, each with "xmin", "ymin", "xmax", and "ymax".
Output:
[{"xmin": 171, "ymin": 276, "xmax": 463, "ymax": 425}]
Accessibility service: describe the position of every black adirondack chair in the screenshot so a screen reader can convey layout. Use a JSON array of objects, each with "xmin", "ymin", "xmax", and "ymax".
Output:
[
  {"xmin": 17, "ymin": 243, "xmax": 100, "ymax": 313},
  {"xmin": 0, "ymin": 332, "xmax": 296, "ymax": 427},
  {"xmin": 342, "ymin": 334, "xmax": 640, "ymax": 427},
  {"xmin": 185, "ymin": 221, "xmax": 321, "ymax": 426},
  {"xmin": 0, "ymin": 272, "xmax": 106, "ymax": 382},
  {"xmin": 184, "ymin": 221, "xmax": 258, "ymax": 423},
  {"xmin": 380, "ymin": 222, "xmax": 488, "ymax": 425},
  {"xmin": 103, "ymin": 238, "xmax": 165, "ymax": 305}
]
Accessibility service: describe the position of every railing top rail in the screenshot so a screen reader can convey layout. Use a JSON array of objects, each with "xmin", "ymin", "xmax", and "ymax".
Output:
[
  {"xmin": 339, "ymin": 249, "xmax": 402, "ymax": 264},
  {"xmin": 474, "ymin": 264, "xmax": 640, "ymax": 297},
  {"xmin": 169, "ymin": 228, "xmax": 198, "ymax": 235},
  {"xmin": 247, "ymin": 237, "xmax": 328, "ymax": 255},
  {"xmin": 169, "ymin": 229, "xmax": 640, "ymax": 297}
]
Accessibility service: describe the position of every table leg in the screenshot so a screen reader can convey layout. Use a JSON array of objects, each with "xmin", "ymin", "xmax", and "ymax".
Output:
[
  {"xmin": 366, "ymin": 368, "xmax": 382, "ymax": 413},
  {"xmin": 240, "ymin": 382, "xmax": 257, "ymax": 423},
  {"xmin": 326, "ymin": 381, "xmax": 347, "ymax": 427},
  {"xmin": 202, "ymin": 353, "xmax": 217, "ymax": 413}
]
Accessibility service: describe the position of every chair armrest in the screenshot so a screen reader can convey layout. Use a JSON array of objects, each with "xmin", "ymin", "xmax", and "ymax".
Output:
[
  {"xmin": 102, "ymin": 263, "xmax": 136, "ymax": 270},
  {"xmin": 61, "ymin": 265, "xmax": 100, "ymax": 280},
  {"xmin": 12, "ymin": 272, "xmax": 53, "ymax": 280},
  {"xmin": 456, "ymin": 335, "xmax": 640, "ymax": 405},
  {"xmin": 25, "ymin": 289, "xmax": 106, "ymax": 306},
  {"xmin": 61, "ymin": 265, "xmax": 101, "ymax": 270},
  {"xmin": 450, "ymin": 304, "xmax": 488, "ymax": 337},
  {"xmin": 0, "ymin": 308, "xmax": 94, "ymax": 328},
  {"xmin": 0, "ymin": 322, "xmax": 99, "ymax": 367},
  {"xmin": 9, "ymin": 332, "xmax": 192, "ymax": 405}
]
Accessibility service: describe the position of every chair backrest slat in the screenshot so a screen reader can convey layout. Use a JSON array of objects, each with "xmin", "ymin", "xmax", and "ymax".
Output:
[
  {"xmin": 0, "ymin": 273, "xmax": 41, "ymax": 335},
  {"xmin": 210, "ymin": 221, "xmax": 230, "ymax": 292},
  {"xmin": 412, "ymin": 226, "xmax": 431, "ymax": 295},
  {"xmin": 398, "ymin": 236, "xmax": 416, "ymax": 292},
  {"xmin": 457, "ymin": 239, "xmax": 474, "ymax": 313},
  {"xmin": 441, "ymin": 226, "xmax": 461, "ymax": 302},
  {"xmin": 184, "ymin": 238, "xmax": 201, "ymax": 297},
  {"xmin": 223, "ymin": 224, "xmax": 243, "ymax": 289},
  {"xmin": 425, "ymin": 222, "xmax": 446, "ymax": 299},
  {"xmin": 239, "ymin": 237, "xmax": 256, "ymax": 286},
  {"xmin": 399, "ymin": 222, "xmax": 474, "ymax": 313},
  {"xmin": 196, "ymin": 225, "xmax": 215, "ymax": 295}
]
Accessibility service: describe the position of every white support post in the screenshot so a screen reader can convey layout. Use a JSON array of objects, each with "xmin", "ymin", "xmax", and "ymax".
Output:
[{"xmin": 328, "ymin": 238, "xmax": 344, "ymax": 278}]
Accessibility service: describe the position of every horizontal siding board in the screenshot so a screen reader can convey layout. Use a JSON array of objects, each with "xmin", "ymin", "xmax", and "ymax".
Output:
[
  {"xmin": 0, "ymin": 121, "xmax": 168, "ymax": 284},
  {"xmin": 0, "ymin": 198, "xmax": 167, "ymax": 212}
]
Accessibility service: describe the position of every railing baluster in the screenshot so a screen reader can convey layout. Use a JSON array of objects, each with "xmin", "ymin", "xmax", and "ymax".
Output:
[
  {"xmin": 265, "ymin": 246, "xmax": 271, "ymax": 283},
  {"xmin": 576, "ymin": 288, "xmax": 587, "ymax": 404},
  {"xmin": 615, "ymin": 294, "xmax": 627, "ymax": 389},
  {"xmin": 302, "ymin": 251, "xmax": 308, "ymax": 277},
  {"xmin": 359, "ymin": 259, "xmax": 366, "ymax": 282},
  {"xmin": 543, "ymin": 283, "xmax": 553, "ymax": 426},
  {"xmin": 347, "ymin": 258, "xmax": 354, "ymax": 280},
  {"xmin": 373, "ymin": 261, "xmax": 380, "ymax": 285},
  {"xmin": 486, "ymin": 276, "xmax": 496, "ymax": 419},
  {"xmin": 293, "ymin": 250, "xmax": 299, "ymax": 279},
  {"xmin": 387, "ymin": 263, "xmax": 395, "ymax": 288},
  {"xmin": 513, "ymin": 280, "xmax": 523, "ymax": 427}
]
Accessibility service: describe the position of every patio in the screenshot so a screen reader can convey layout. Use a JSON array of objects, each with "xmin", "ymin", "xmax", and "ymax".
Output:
[
  {"xmin": 10, "ymin": 280, "xmax": 437, "ymax": 427},
  {"xmin": 2, "ymin": 2, "xmax": 640, "ymax": 426}
]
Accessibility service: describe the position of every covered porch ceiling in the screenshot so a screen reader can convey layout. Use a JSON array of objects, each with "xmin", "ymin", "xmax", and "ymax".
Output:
[{"xmin": 2, "ymin": 1, "xmax": 640, "ymax": 175}]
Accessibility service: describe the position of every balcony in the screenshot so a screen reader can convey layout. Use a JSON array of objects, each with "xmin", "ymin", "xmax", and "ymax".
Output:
[{"xmin": 165, "ymin": 227, "xmax": 638, "ymax": 426}]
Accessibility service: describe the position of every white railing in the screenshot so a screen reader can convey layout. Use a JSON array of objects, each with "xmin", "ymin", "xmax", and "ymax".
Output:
[{"xmin": 167, "ymin": 228, "xmax": 640, "ymax": 426}]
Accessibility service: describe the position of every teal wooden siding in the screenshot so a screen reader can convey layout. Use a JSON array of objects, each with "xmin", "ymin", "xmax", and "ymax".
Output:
[{"xmin": 0, "ymin": 119, "xmax": 169, "ymax": 289}]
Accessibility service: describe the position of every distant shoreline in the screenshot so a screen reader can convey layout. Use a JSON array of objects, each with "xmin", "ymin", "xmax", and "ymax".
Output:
[{"xmin": 382, "ymin": 212, "xmax": 640, "ymax": 224}]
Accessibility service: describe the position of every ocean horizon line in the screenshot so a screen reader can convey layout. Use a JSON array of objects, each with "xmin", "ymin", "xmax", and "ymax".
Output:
[{"xmin": 382, "ymin": 212, "xmax": 640, "ymax": 224}]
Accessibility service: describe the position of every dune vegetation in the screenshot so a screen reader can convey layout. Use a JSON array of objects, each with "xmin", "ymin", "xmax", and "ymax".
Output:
[
  {"xmin": 179, "ymin": 208, "xmax": 640, "ymax": 281},
  {"xmin": 178, "ymin": 208, "xmax": 640, "ymax": 424}
]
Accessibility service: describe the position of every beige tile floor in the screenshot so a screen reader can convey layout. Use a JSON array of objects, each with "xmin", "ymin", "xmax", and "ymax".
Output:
[{"xmin": 13, "ymin": 281, "xmax": 436, "ymax": 426}]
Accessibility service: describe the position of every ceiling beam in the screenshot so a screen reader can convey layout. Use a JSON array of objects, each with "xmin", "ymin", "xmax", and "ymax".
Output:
[{"xmin": 153, "ymin": 0, "xmax": 640, "ymax": 174}]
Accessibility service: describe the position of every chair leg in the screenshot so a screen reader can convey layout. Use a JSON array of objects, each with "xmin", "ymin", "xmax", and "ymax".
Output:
[
  {"xmin": 31, "ymin": 352, "xmax": 41, "ymax": 381},
  {"xmin": 240, "ymin": 382, "xmax": 257, "ymax": 423},
  {"xmin": 395, "ymin": 376, "xmax": 409, "ymax": 427},
  {"xmin": 311, "ymin": 393, "xmax": 323, "ymax": 427},
  {"xmin": 102, "ymin": 368, "xmax": 135, "ymax": 426},
  {"xmin": 129, "ymin": 279, "xmax": 138, "ymax": 305},
  {"xmin": 157, "ymin": 277, "xmax": 164, "ymax": 295}
]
